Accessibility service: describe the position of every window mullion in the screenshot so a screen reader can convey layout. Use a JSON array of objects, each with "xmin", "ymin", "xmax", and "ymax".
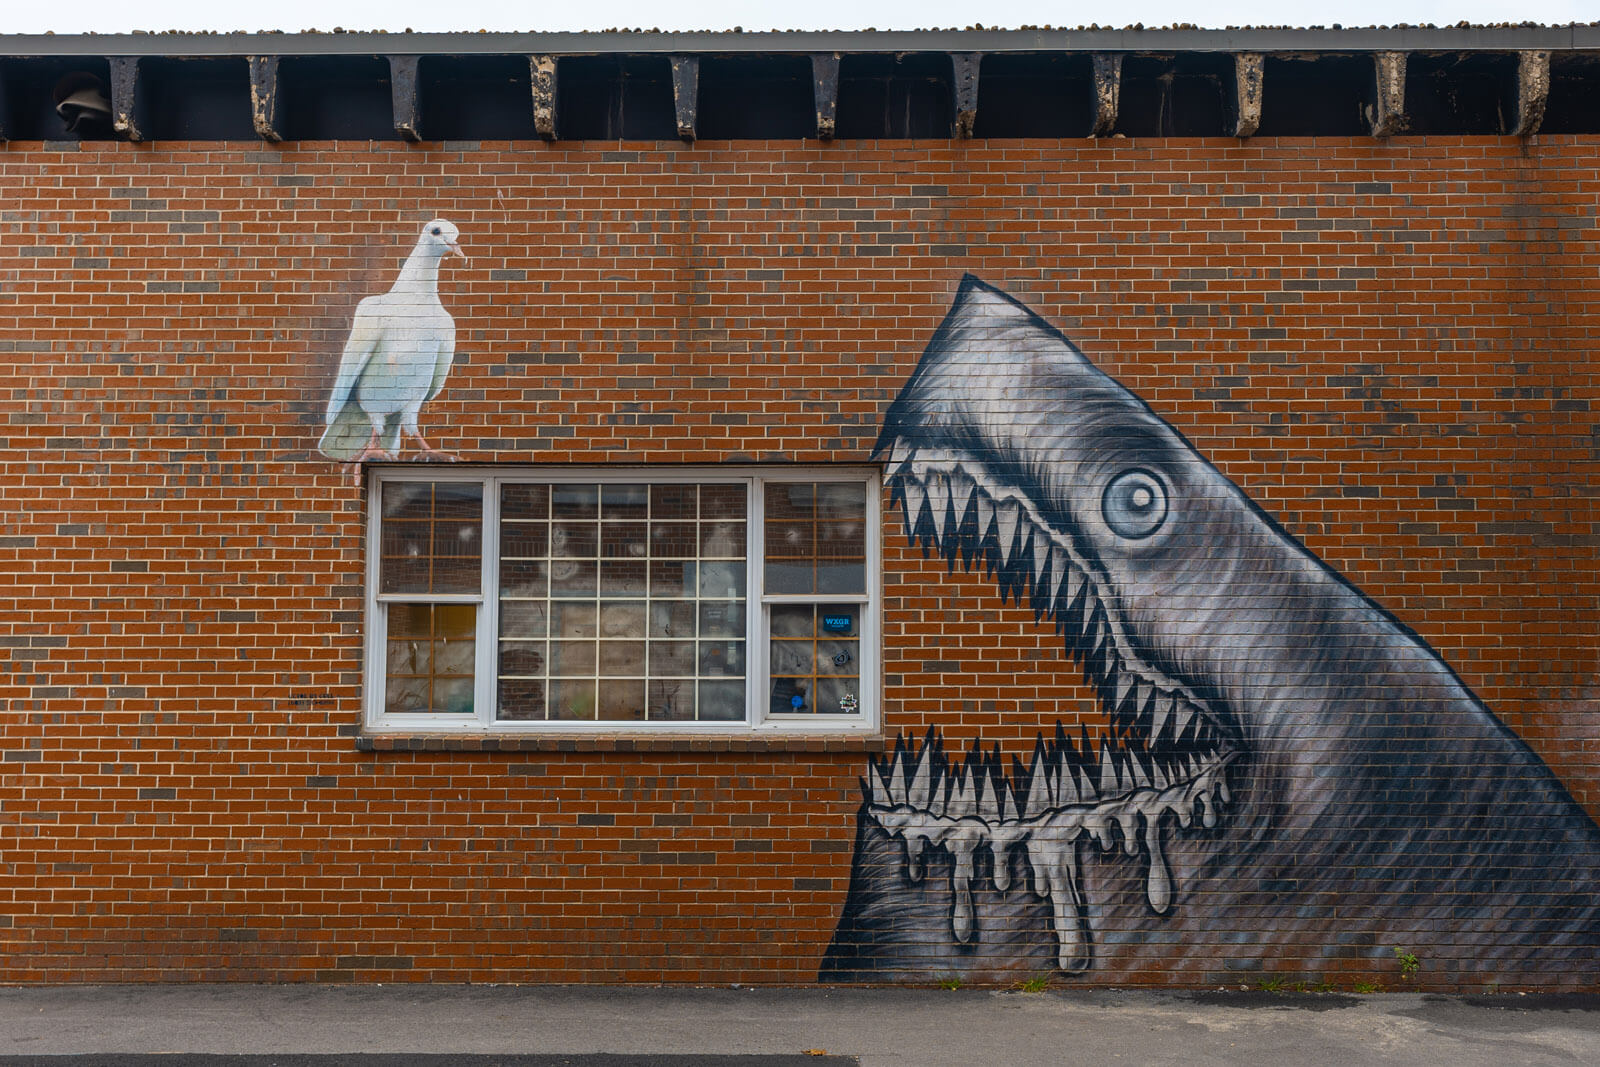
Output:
[
  {"xmin": 748, "ymin": 476, "xmax": 766, "ymax": 728},
  {"xmin": 478, "ymin": 475, "xmax": 500, "ymax": 729}
]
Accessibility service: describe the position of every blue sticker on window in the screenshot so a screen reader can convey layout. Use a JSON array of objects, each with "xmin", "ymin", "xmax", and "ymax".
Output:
[
  {"xmin": 822, "ymin": 614, "xmax": 854, "ymax": 634},
  {"xmin": 790, "ymin": 693, "xmax": 807, "ymax": 710}
]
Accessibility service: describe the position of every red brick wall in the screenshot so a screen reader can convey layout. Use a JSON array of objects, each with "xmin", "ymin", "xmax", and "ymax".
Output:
[{"xmin": 1, "ymin": 136, "xmax": 1596, "ymax": 986}]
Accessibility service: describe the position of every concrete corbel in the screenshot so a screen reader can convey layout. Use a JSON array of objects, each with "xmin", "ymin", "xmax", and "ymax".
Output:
[
  {"xmin": 1091, "ymin": 54, "xmax": 1122, "ymax": 137},
  {"xmin": 247, "ymin": 56, "xmax": 283, "ymax": 143},
  {"xmin": 389, "ymin": 55, "xmax": 422, "ymax": 142},
  {"xmin": 670, "ymin": 56, "xmax": 699, "ymax": 141},
  {"xmin": 531, "ymin": 54, "xmax": 558, "ymax": 140},
  {"xmin": 1511, "ymin": 50, "xmax": 1550, "ymax": 137},
  {"xmin": 1232, "ymin": 53, "xmax": 1263, "ymax": 138},
  {"xmin": 108, "ymin": 57, "xmax": 143, "ymax": 142},
  {"xmin": 811, "ymin": 53, "xmax": 840, "ymax": 140},
  {"xmin": 951, "ymin": 52, "xmax": 981, "ymax": 139},
  {"xmin": 1367, "ymin": 51, "xmax": 1407, "ymax": 138}
]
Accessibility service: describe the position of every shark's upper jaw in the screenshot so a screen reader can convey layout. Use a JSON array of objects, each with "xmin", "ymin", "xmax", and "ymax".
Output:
[{"xmin": 870, "ymin": 440, "xmax": 1242, "ymax": 971}]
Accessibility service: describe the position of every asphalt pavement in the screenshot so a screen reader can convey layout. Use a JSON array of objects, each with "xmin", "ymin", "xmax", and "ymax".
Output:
[{"xmin": 2, "ymin": 985, "xmax": 1600, "ymax": 1067}]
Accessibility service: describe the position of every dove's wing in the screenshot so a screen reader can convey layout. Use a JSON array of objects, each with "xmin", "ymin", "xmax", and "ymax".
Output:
[
  {"xmin": 324, "ymin": 298, "xmax": 385, "ymax": 425},
  {"xmin": 427, "ymin": 314, "xmax": 457, "ymax": 402}
]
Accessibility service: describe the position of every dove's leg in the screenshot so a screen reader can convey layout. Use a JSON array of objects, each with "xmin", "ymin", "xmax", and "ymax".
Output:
[
  {"xmin": 402, "ymin": 407, "xmax": 459, "ymax": 462},
  {"xmin": 349, "ymin": 411, "xmax": 396, "ymax": 463}
]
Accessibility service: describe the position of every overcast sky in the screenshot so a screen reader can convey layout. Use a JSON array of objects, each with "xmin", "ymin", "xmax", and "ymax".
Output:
[{"xmin": 7, "ymin": 0, "xmax": 1597, "ymax": 35}]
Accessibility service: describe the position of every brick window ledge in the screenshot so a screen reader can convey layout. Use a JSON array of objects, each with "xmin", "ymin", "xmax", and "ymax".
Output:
[{"xmin": 355, "ymin": 733, "xmax": 887, "ymax": 754}]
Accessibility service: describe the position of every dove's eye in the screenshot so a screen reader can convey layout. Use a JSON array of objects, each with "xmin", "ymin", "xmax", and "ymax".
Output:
[{"xmin": 431, "ymin": 226, "xmax": 442, "ymax": 235}]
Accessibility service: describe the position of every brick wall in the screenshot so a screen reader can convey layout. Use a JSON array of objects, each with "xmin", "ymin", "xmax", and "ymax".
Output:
[{"xmin": 1, "ymin": 136, "xmax": 1596, "ymax": 987}]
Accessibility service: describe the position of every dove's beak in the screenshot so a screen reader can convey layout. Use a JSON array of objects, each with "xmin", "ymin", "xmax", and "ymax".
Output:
[{"xmin": 448, "ymin": 242, "xmax": 467, "ymax": 261}]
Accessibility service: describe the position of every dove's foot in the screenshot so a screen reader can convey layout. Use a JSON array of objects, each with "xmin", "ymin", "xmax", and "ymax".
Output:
[{"xmin": 406, "ymin": 433, "xmax": 460, "ymax": 462}]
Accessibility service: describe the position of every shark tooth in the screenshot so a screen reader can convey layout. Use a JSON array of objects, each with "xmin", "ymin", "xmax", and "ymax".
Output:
[
  {"xmin": 949, "ymin": 469, "xmax": 976, "ymax": 529},
  {"xmin": 1113, "ymin": 668, "xmax": 1137, "ymax": 711},
  {"xmin": 975, "ymin": 491, "xmax": 996, "ymax": 544},
  {"xmin": 995, "ymin": 499, "xmax": 1022, "ymax": 565},
  {"xmin": 906, "ymin": 742, "xmax": 932, "ymax": 810},
  {"xmin": 1033, "ymin": 536, "xmax": 1053, "ymax": 590},
  {"xmin": 1150, "ymin": 692, "xmax": 1173, "ymax": 744},
  {"xmin": 1059, "ymin": 562, "xmax": 1084, "ymax": 612},
  {"xmin": 902, "ymin": 478, "xmax": 929, "ymax": 538},
  {"xmin": 1172, "ymin": 697, "xmax": 1196, "ymax": 741},
  {"xmin": 1074, "ymin": 764, "xmax": 1097, "ymax": 803},
  {"xmin": 1098, "ymin": 742, "xmax": 1118, "ymax": 796},
  {"xmin": 1130, "ymin": 759, "xmax": 1152, "ymax": 791},
  {"xmin": 927, "ymin": 472, "xmax": 953, "ymax": 543},
  {"xmin": 1056, "ymin": 762, "xmax": 1077, "ymax": 805},
  {"xmin": 945, "ymin": 772, "xmax": 972, "ymax": 818}
]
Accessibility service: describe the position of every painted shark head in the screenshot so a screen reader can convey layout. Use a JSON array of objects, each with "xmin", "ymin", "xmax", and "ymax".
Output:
[
  {"xmin": 828, "ymin": 274, "xmax": 1600, "ymax": 985},
  {"xmin": 862, "ymin": 275, "xmax": 1380, "ymax": 970}
]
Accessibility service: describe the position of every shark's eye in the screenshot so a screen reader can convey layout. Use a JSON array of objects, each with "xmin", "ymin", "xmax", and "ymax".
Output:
[{"xmin": 1102, "ymin": 469, "xmax": 1167, "ymax": 539}]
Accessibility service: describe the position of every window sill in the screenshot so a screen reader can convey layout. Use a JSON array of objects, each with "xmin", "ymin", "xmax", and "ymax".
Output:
[{"xmin": 355, "ymin": 732, "xmax": 887, "ymax": 754}]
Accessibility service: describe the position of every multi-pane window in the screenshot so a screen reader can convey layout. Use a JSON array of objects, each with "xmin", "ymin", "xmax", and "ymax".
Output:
[{"xmin": 366, "ymin": 470, "xmax": 878, "ymax": 733}]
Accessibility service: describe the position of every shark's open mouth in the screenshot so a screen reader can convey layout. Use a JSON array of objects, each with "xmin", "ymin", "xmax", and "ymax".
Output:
[{"xmin": 868, "ymin": 443, "xmax": 1242, "ymax": 971}]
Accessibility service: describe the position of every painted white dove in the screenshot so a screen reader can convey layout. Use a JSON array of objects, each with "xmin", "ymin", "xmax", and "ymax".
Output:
[{"xmin": 318, "ymin": 218, "xmax": 467, "ymax": 463}]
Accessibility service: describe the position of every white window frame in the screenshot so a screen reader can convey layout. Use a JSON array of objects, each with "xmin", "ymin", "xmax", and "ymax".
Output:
[{"xmin": 363, "ymin": 466, "xmax": 881, "ymax": 735}]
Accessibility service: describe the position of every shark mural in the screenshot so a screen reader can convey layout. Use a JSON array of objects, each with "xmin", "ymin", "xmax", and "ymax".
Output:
[{"xmin": 821, "ymin": 276, "xmax": 1600, "ymax": 985}]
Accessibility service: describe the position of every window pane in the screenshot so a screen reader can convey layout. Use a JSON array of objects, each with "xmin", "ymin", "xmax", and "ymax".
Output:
[
  {"xmin": 501, "ymin": 484, "xmax": 549, "ymax": 520},
  {"xmin": 551, "ymin": 640, "xmax": 597, "ymax": 675},
  {"xmin": 699, "ymin": 680, "xmax": 745, "ymax": 721},
  {"xmin": 652, "ymin": 523, "xmax": 699, "ymax": 557},
  {"xmin": 501, "ymin": 522, "xmax": 548, "ymax": 560},
  {"xmin": 597, "ymin": 679, "xmax": 647, "ymax": 721},
  {"xmin": 602, "ymin": 483, "xmax": 650, "ymax": 519},
  {"xmin": 500, "ymin": 559, "xmax": 549, "ymax": 599},
  {"xmin": 700, "ymin": 521, "xmax": 745, "ymax": 558},
  {"xmin": 816, "ymin": 561, "xmax": 865, "ymax": 595},
  {"xmin": 698, "ymin": 600, "xmax": 743, "ymax": 639},
  {"xmin": 650, "ymin": 601, "xmax": 697, "ymax": 638},
  {"xmin": 699, "ymin": 640, "xmax": 744, "ymax": 677},
  {"xmin": 650, "ymin": 560, "xmax": 696, "ymax": 597},
  {"xmin": 549, "ymin": 679, "xmax": 596, "ymax": 720},
  {"xmin": 599, "ymin": 601, "xmax": 646, "ymax": 639},
  {"xmin": 764, "ymin": 482, "xmax": 813, "ymax": 520},
  {"xmin": 649, "ymin": 640, "xmax": 695, "ymax": 676},
  {"xmin": 380, "ymin": 482, "xmax": 483, "ymax": 595},
  {"xmin": 551, "ymin": 522, "xmax": 598, "ymax": 558},
  {"xmin": 490, "ymin": 479, "xmax": 755, "ymax": 724},
  {"xmin": 552, "ymin": 484, "xmax": 599, "ymax": 519},
  {"xmin": 701, "ymin": 484, "xmax": 746, "ymax": 519},
  {"xmin": 550, "ymin": 560, "xmax": 597, "ymax": 596},
  {"xmin": 765, "ymin": 519, "xmax": 815, "ymax": 559},
  {"xmin": 602, "ymin": 522, "xmax": 649, "ymax": 558},
  {"xmin": 649, "ymin": 679, "xmax": 694, "ymax": 720},
  {"xmin": 383, "ymin": 602, "xmax": 476, "ymax": 715},
  {"xmin": 699, "ymin": 561, "xmax": 746, "ymax": 599},
  {"xmin": 599, "ymin": 641, "xmax": 646, "ymax": 676},
  {"xmin": 550, "ymin": 601, "xmax": 597, "ymax": 638},
  {"xmin": 600, "ymin": 559, "xmax": 649, "ymax": 597},
  {"xmin": 650, "ymin": 484, "xmax": 697, "ymax": 519},
  {"xmin": 764, "ymin": 561, "xmax": 815, "ymax": 595},
  {"xmin": 816, "ymin": 482, "xmax": 867, "ymax": 519},
  {"xmin": 498, "ymin": 678, "xmax": 547, "ymax": 720},
  {"xmin": 499, "ymin": 640, "xmax": 546, "ymax": 676},
  {"xmin": 769, "ymin": 603, "xmax": 862, "ymax": 716}
]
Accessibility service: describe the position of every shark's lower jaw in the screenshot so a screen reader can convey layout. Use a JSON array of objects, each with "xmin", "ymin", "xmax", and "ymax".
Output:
[
  {"xmin": 875, "ymin": 443, "xmax": 1243, "ymax": 971},
  {"xmin": 866, "ymin": 731, "xmax": 1235, "ymax": 972}
]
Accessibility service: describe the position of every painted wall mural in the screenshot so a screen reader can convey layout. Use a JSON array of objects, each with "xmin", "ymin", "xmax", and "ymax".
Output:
[
  {"xmin": 820, "ymin": 276, "xmax": 1600, "ymax": 984},
  {"xmin": 318, "ymin": 219, "xmax": 467, "ymax": 464}
]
